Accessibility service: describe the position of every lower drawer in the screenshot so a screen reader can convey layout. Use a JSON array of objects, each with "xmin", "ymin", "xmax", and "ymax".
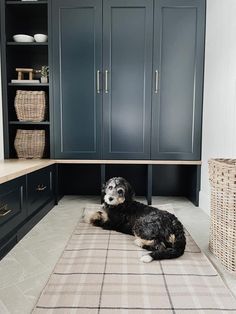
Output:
[
  {"xmin": 27, "ymin": 166, "xmax": 54, "ymax": 215},
  {"xmin": 0, "ymin": 176, "xmax": 27, "ymax": 243}
]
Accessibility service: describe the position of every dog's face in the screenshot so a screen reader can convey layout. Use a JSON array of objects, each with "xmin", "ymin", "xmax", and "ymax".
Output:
[{"xmin": 103, "ymin": 177, "xmax": 134, "ymax": 206}]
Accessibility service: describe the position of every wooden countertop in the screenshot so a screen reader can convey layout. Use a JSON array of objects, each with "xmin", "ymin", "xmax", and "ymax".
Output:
[
  {"xmin": 0, "ymin": 159, "xmax": 55, "ymax": 184},
  {"xmin": 0, "ymin": 159, "xmax": 202, "ymax": 185}
]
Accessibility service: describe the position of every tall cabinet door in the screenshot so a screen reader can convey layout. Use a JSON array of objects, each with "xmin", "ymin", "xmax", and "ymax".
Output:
[
  {"xmin": 151, "ymin": 0, "xmax": 205, "ymax": 160},
  {"xmin": 103, "ymin": 0, "xmax": 153, "ymax": 160},
  {"xmin": 52, "ymin": 0, "xmax": 102, "ymax": 159}
]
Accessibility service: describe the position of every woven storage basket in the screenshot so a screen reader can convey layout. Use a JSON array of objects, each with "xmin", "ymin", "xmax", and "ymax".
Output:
[
  {"xmin": 208, "ymin": 158, "xmax": 236, "ymax": 272},
  {"xmin": 14, "ymin": 90, "xmax": 46, "ymax": 122},
  {"xmin": 14, "ymin": 129, "xmax": 45, "ymax": 159}
]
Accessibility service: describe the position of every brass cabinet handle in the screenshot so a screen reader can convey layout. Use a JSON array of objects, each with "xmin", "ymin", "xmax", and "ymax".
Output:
[
  {"xmin": 36, "ymin": 184, "xmax": 47, "ymax": 192},
  {"xmin": 155, "ymin": 70, "xmax": 159, "ymax": 93},
  {"xmin": 0, "ymin": 204, "xmax": 12, "ymax": 217},
  {"xmin": 105, "ymin": 70, "xmax": 109, "ymax": 94},
  {"xmin": 96, "ymin": 70, "xmax": 101, "ymax": 94}
]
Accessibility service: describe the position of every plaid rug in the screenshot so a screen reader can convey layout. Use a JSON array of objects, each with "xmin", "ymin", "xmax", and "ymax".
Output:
[{"xmin": 33, "ymin": 204, "xmax": 236, "ymax": 313}]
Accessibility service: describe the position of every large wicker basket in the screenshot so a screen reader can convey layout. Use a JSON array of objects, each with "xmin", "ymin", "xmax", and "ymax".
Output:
[
  {"xmin": 14, "ymin": 90, "xmax": 46, "ymax": 122},
  {"xmin": 14, "ymin": 129, "xmax": 45, "ymax": 159},
  {"xmin": 208, "ymin": 158, "xmax": 236, "ymax": 272}
]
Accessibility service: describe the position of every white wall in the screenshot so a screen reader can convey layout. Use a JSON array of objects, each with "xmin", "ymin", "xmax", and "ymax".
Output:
[
  {"xmin": 199, "ymin": 0, "xmax": 236, "ymax": 214},
  {"xmin": 0, "ymin": 52, "xmax": 4, "ymax": 160}
]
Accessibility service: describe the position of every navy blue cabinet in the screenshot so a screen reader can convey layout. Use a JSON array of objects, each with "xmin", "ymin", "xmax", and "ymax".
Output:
[
  {"xmin": 0, "ymin": 166, "xmax": 56, "ymax": 259},
  {"xmin": 151, "ymin": 0, "xmax": 205, "ymax": 160},
  {"xmin": 52, "ymin": 0, "xmax": 102, "ymax": 159},
  {"xmin": 102, "ymin": 0, "xmax": 153, "ymax": 159},
  {"xmin": 52, "ymin": 0, "xmax": 205, "ymax": 160},
  {"xmin": 0, "ymin": 177, "xmax": 27, "ymax": 244},
  {"xmin": 27, "ymin": 166, "xmax": 55, "ymax": 215}
]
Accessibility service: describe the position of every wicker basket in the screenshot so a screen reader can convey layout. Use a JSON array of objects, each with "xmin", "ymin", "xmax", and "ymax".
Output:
[
  {"xmin": 208, "ymin": 158, "xmax": 236, "ymax": 272},
  {"xmin": 14, "ymin": 90, "xmax": 46, "ymax": 122},
  {"xmin": 14, "ymin": 129, "xmax": 45, "ymax": 159}
]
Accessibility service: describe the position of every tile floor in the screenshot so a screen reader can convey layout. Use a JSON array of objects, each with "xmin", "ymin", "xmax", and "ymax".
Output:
[{"xmin": 0, "ymin": 195, "xmax": 235, "ymax": 314}]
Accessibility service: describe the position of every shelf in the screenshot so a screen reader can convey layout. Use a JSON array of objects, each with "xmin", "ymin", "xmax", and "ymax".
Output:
[
  {"xmin": 3, "ymin": 0, "xmax": 50, "ymax": 159},
  {"xmin": 7, "ymin": 42, "xmax": 48, "ymax": 46},
  {"xmin": 9, "ymin": 121, "xmax": 50, "ymax": 125},
  {"xmin": 8, "ymin": 83, "xmax": 49, "ymax": 86},
  {"xmin": 6, "ymin": 1, "xmax": 48, "ymax": 5}
]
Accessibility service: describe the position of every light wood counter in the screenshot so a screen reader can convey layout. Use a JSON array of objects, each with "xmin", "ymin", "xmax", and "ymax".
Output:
[
  {"xmin": 0, "ymin": 159, "xmax": 201, "ymax": 185},
  {"xmin": 0, "ymin": 159, "xmax": 55, "ymax": 184}
]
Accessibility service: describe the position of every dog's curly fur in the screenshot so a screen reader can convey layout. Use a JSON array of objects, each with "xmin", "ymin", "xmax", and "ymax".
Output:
[{"xmin": 88, "ymin": 177, "xmax": 186, "ymax": 262}]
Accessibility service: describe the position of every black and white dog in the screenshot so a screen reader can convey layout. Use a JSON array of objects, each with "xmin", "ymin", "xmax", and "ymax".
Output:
[{"xmin": 86, "ymin": 177, "xmax": 186, "ymax": 263}]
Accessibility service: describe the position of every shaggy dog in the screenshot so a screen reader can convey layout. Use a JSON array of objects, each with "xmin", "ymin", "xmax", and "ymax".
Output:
[{"xmin": 86, "ymin": 177, "xmax": 186, "ymax": 263}]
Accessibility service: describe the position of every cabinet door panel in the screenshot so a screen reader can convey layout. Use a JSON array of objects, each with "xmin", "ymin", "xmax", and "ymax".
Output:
[
  {"xmin": 103, "ymin": 0, "xmax": 153, "ymax": 159},
  {"xmin": 152, "ymin": 0, "xmax": 205, "ymax": 160},
  {"xmin": 52, "ymin": 0, "xmax": 102, "ymax": 159},
  {"xmin": 27, "ymin": 166, "xmax": 54, "ymax": 216},
  {"xmin": 0, "ymin": 177, "xmax": 26, "ymax": 242}
]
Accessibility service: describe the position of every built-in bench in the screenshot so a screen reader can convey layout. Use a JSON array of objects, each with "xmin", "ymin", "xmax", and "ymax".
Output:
[{"xmin": 0, "ymin": 159, "xmax": 201, "ymax": 259}]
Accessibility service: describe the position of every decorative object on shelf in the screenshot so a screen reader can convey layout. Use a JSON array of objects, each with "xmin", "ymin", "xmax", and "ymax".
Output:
[
  {"xmin": 13, "ymin": 34, "xmax": 34, "ymax": 43},
  {"xmin": 208, "ymin": 158, "xmax": 236, "ymax": 272},
  {"xmin": 34, "ymin": 34, "xmax": 47, "ymax": 42},
  {"xmin": 11, "ymin": 68, "xmax": 40, "ymax": 84},
  {"xmin": 16, "ymin": 68, "xmax": 34, "ymax": 80},
  {"xmin": 40, "ymin": 65, "xmax": 49, "ymax": 83},
  {"xmin": 14, "ymin": 90, "xmax": 46, "ymax": 122},
  {"xmin": 14, "ymin": 129, "xmax": 45, "ymax": 159}
]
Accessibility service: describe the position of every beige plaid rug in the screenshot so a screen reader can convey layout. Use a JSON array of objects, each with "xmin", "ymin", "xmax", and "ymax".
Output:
[{"xmin": 33, "ymin": 204, "xmax": 236, "ymax": 313}]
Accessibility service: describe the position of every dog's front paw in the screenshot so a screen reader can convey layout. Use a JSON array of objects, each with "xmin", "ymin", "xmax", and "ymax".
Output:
[
  {"xmin": 90, "ymin": 211, "xmax": 103, "ymax": 225},
  {"xmin": 134, "ymin": 238, "xmax": 143, "ymax": 247},
  {"xmin": 84, "ymin": 210, "xmax": 102, "ymax": 224},
  {"xmin": 90, "ymin": 210, "xmax": 108, "ymax": 226}
]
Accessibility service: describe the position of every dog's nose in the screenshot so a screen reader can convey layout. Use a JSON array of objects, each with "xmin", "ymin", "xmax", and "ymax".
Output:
[{"xmin": 109, "ymin": 197, "xmax": 113, "ymax": 202}]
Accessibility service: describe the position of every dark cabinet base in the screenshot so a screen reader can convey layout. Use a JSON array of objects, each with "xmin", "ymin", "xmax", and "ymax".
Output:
[
  {"xmin": 0, "ymin": 162, "xmax": 200, "ymax": 260},
  {"xmin": 0, "ymin": 166, "xmax": 56, "ymax": 260},
  {"xmin": 0, "ymin": 200, "xmax": 56, "ymax": 260}
]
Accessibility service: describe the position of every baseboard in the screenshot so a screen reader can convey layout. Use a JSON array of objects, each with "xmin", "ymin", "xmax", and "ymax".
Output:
[{"xmin": 199, "ymin": 189, "xmax": 210, "ymax": 216}]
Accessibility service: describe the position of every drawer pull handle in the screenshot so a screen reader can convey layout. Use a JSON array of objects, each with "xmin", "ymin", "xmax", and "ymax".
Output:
[
  {"xmin": 36, "ymin": 185, "xmax": 47, "ymax": 192},
  {"xmin": 0, "ymin": 204, "xmax": 12, "ymax": 217}
]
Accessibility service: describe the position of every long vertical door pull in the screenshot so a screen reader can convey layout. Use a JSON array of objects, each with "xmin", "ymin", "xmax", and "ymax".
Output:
[
  {"xmin": 96, "ymin": 70, "xmax": 101, "ymax": 93},
  {"xmin": 154, "ymin": 70, "xmax": 159, "ymax": 93},
  {"xmin": 105, "ymin": 70, "xmax": 109, "ymax": 93}
]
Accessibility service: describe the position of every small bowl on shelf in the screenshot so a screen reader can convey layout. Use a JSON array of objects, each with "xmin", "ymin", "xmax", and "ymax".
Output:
[
  {"xmin": 13, "ymin": 34, "xmax": 34, "ymax": 43},
  {"xmin": 34, "ymin": 34, "xmax": 48, "ymax": 43}
]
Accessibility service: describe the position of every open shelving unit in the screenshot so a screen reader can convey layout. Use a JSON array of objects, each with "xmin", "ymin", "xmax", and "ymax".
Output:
[{"xmin": 0, "ymin": 0, "xmax": 51, "ymax": 158}]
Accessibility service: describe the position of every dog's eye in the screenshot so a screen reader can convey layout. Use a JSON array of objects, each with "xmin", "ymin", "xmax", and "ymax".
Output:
[
  {"xmin": 108, "ymin": 186, "xmax": 113, "ymax": 190},
  {"xmin": 117, "ymin": 189, "xmax": 123, "ymax": 195}
]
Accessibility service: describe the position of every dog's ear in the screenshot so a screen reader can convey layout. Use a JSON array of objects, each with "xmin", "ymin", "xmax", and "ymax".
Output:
[
  {"xmin": 101, "ymin": 182, "xmax": 106, "ymax": 200},
  {"xmin": 125, "ymin": 180, "xmax": 135, "ymax": 202}
]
